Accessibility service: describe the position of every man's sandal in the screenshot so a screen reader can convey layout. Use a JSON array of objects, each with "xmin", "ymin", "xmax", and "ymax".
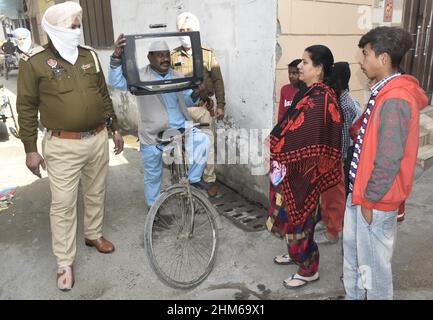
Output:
[
  {"xmin": 57, "ymin": 265, "xmax": 74, "ymax": 292},
  {"xmin": 273, "ymin": 254, "xmax": 295, "ymax": 265},
  {"xmin": 283, "ymin": 272, "xmax": 320, "ymax": 289}
]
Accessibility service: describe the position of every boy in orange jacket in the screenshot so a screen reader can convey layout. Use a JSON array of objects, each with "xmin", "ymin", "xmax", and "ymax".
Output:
[{"xmin": 343, "ymin": 27, "xmax": 428, "ymax": 300}]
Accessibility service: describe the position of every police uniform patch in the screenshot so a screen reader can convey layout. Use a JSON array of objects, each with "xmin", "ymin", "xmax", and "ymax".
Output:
[
  {"xmin": 81, "ymin": 63, "xmax": 94, "ymax": 71},
  {"xmin": 47, "ymin": 59, "xmax": 58, "ymax": 69},
  {"xmin": 46, "ymin": 59, "xmax": 67, "ymax": 78}
]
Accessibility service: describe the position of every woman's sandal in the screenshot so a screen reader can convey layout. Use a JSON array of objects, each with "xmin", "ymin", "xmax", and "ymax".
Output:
[
  {"xmin": 283, "ymin": 272, "xmax": 320, "ymax": 289},
  {"xmin": 57, "ymin": 265, "xmax": 74, "ymax": 292},
  {"xmin": 273, "ymin": 254, "xmax": 295, "ymax": 265}
]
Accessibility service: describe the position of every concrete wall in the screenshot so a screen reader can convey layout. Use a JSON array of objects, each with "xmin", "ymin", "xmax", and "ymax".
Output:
[
  {"xmin": 25, "ymin": 0, "xmax": 57, "ymax": 45},
  {"xmin": 276, "ymin": 0, "xmax": 375, "ymax": 117},
  {"xmin": 0, "ymin": 0, "xmax": 22, "ymax": 19},
  {"xmin": 275, "ymin": 0, "xmax": 405, "ymax": 117},
  {"xmin": 104, "ymin": 0, "xmax": 278, "ymax": 205}
]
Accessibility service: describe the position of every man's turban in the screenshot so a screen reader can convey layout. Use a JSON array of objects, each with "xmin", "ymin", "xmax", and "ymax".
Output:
[
  {"xmin": 176, "ymin": 12, "xmax": 200, "ymax": 31},
  {"xmin": 43, "ymin": 1, "xmax": 82, "ymax": 29},
  {"xmin": 12, "ymin": 28, "xmax": 31, "ymax": 39}
]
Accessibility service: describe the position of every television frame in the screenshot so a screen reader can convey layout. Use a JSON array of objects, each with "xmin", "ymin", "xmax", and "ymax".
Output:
[{"xmin": 122, "ymin": 31, "xmax": 203, "ymax": 96}]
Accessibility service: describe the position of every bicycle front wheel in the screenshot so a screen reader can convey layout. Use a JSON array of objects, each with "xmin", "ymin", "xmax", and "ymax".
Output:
[{"xmin": 144, "ymin": 186, "xmax": 218, "ymax": 289}]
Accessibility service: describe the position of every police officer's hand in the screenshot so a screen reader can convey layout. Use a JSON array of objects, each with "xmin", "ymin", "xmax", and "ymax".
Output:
[
  {"xmin": 203, "ymin": 98, "xmax": 215, "ymax": 117},
  {"xmin": 26, "ymin": 152, "xmax": 46, "ymax": 178},
  {"xmin": 216, "ymin": 107, "xmax": 225, "ymax": 120},
  {"xmin": 113, "ymin": 131, "xmax": 124, "ymax": 155},
  {"xmin": 113, "ymin": 33, "xmax": 126, "ymax": 58},
  {"xmin": 191, "ymin": 83, "xmax": 205, "ymax": 102}
]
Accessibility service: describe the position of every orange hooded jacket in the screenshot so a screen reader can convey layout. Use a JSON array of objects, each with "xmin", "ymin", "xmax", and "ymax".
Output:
[{"xmin": 352, "ymin": 75, "xmax": 428, "ymax": 211}]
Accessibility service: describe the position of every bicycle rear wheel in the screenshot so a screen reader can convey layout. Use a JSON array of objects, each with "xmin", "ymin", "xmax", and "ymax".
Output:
[{"xmin": 144, "ymin": 186, "xmax": 218, "ymax": 289}]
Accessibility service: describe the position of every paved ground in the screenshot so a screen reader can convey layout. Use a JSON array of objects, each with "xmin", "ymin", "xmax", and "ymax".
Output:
[{"xmin": 1, "ymin": 74, "xmax": 433, "ymax": 300}]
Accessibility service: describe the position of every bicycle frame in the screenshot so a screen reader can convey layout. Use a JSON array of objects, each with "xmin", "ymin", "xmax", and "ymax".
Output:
[
  {"xmin": 146, "ymin": 125, "xmax": 222, "ymax": 289},
  {"xmin": 169, "ymin": 134, "xmax": 198, "ymax": 239}
]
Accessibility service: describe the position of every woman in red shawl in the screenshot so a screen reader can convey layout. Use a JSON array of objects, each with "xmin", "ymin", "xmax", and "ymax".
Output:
[{"xmin": 267, "ymin": 45, "xmax": 343, "ymax": 288}]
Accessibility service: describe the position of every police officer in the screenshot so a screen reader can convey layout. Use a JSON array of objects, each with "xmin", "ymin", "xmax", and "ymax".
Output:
[
  {"xmin": 171, "ymin": 12, "xmax": 225, "ymax": 197},
  {"xmin": 12, "ymin": 27, "xmax": 38, "ymax": 59},
  {"xmin": 16, "ymin": 1, "xmax": 124, "ymax": 292}
]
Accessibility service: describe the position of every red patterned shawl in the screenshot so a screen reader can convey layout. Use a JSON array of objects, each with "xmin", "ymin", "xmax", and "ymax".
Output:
[{"xmin": 269, "ymin": 82, "xmax": 343, "ymax": 227}]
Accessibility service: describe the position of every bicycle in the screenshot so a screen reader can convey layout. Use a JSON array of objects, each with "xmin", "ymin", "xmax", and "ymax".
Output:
[
  {"xmin": 144, "ymin": 124, "xmax": 222, "ymax": 289},
  {"xmin": 0, "ymin": 84, "xmax": 19, "ymax": 141},
  {"xmin": 4, "ymin": 54, "xmax": 19, "ymax": 80}
]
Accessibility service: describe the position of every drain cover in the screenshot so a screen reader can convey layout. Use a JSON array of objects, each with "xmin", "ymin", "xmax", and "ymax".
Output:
[{"xmin": 209, "ymin": 182, "xmax": 267, "ymax": 232}]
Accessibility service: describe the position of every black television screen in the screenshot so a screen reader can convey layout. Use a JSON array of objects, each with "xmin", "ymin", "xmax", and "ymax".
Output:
[{"xmin": 122, "ymin": 31, "xmax": 203, "ymax": 95}]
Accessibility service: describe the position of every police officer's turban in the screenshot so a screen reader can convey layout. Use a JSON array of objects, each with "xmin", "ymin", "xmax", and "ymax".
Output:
[
  {"xmin": 176, "ymin": 12, "xmax": 200, "ymax": 31},
  {"xmin": 43, "ymin": 1, "xmax": 82, "ymax": 29},
  {"xmin": 12, "ymin": 28, "xmax": 31, "ymax": 40}
]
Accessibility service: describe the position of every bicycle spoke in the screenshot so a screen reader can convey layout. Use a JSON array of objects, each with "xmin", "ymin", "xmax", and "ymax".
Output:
[
  {"xmin": 186, "ymin": 242, "xmax": 208, "ymax": 268},
  {"xmin": 177, "ymin": 242, "xmax": 190, "ymax": 282},
  {"xmin": 146, "ymin": 189, "xmax": 218, "ymax": 288},
  {"xmin": 188, "ymin": 240, "xmax": 212, "ymax": 261}
]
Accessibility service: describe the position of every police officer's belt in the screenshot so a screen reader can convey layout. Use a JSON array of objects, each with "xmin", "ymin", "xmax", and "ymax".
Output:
[{"xmin": 49, "ymin": 123, "xmax": 106, "ymax": 140}]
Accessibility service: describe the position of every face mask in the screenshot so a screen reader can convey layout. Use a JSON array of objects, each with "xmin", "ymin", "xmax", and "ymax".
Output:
[
  {"xmin": 179, "ymin": 36, "xmax": 191, "ymax": 49},
  {"xmin": 42, "ymin": 18, "xmax": 82, "ymax": 65},
  {"xmin": 69, "ymin": 28, "xmax": 82, "ymax": 47},
  {"xmin": 17, "ymin": 37, "xmax": 32, "ymax": 53}
]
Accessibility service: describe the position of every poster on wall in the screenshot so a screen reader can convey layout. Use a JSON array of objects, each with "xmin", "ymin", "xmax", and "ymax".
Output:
[{"xmin": 384, "ymin": 0, "xmax": 394, "ymax": 22}]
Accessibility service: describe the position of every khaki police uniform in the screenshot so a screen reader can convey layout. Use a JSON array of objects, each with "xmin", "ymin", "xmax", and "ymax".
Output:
[
  {"xmin": 17, "ymin": 43, "xmax": 119, "ymax": 267},
  {"xmin": 171, "ymin": 45, "xmax": 225, "ymax": 183},
  {"xmin": 17, "ymin": 45, "xmax": 43, "ymax": 61}
]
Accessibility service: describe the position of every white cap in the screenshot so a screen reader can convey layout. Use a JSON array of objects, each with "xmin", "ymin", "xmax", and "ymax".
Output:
[
  {"xmin": 176, "ymin": 12, "xmax": 200, "ymax": 31},
  {"xmin": 148, "ymin": 40, "xmax": 170, "ymax": 52}
]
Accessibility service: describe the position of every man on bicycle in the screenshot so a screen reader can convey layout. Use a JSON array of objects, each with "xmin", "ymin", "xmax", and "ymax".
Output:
[
  {"xmin": 1, "ymin": 37, "xmax": 17, "ymax": 55},
  {"xmin": 1, "ymin": 37, "xmax": 18, "ymax": 68},
  {"xmin": 108, "ymin": 36, "xmax": 211, "ymax": 208}
]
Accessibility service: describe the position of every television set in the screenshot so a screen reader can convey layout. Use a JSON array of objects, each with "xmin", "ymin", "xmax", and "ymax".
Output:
[{"xmin": 121, "ymin": 31, "xmax": 203, "ymax": 95}]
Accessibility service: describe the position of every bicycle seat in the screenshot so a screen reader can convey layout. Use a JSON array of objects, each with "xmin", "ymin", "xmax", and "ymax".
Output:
[{"xmin": 157, "ymin": 128, "xmax": 185, "ymax": 146}]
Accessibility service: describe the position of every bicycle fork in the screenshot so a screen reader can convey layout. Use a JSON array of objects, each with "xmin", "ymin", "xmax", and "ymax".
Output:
[{"xmin": 173, "ymin": 136, "xmax": 196, "ymax": 239}]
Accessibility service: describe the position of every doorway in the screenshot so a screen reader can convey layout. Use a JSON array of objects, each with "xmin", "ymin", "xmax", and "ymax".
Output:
[{"xmin": 402, "ymin": 0, "xmax": 433, "ymax": 103}]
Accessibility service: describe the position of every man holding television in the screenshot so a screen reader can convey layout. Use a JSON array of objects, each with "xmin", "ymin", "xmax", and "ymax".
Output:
[{"xmin": 108, "ymin": 36, "xmax": 211, "ymax": 208}]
